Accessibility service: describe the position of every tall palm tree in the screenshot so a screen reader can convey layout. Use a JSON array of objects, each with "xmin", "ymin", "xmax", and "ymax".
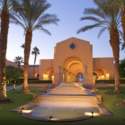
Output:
[
  {"xmin": 12, "ymin": 0, "xmax": 59, "ymax": 93},
  {"xmin": 21, "ymin": 43, "xmax": 25, "ymax": 49},
  {"xmin": 77, "ymin": 0, "xmax": 121, "ymax": 93},
  {"xmin": 0, "ymin": 0, "xmax": 16, "ymax": 101},
  {"xmin": 32, "ymin": 47, "xmax": 40, "ymax": 76},
  {"xmin": 111, "ymin": 0, "xmax": 125, "ymax": 44},
  {"xmin": 14, "ymin": 56, "xmax": 24, "ymax": 68}
]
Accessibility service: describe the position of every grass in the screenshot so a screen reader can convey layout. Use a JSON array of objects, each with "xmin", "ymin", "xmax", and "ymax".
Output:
[{"xmin": 0, "ymin": 87, "xmax": 125, "ymax": 125}]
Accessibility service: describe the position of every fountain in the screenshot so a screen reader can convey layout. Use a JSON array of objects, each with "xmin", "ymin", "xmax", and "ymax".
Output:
[{"xmin": 28, "ymin": 83, "xmax": 100, "ymax": 121}]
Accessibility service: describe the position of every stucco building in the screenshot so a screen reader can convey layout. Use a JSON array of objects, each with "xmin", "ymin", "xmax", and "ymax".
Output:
[
  {"xmin": 6, "ymin": 37, "xmax": 115, "ymax": 87},
  {"xmin": 39, "ymin": 37, "xmax": 115, "ymax": 87}
]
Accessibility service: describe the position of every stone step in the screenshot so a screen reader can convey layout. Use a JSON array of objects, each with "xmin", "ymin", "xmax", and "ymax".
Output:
[{"xmin": 36, "ymin": 95, "xmax": 97, "ymax": 107}]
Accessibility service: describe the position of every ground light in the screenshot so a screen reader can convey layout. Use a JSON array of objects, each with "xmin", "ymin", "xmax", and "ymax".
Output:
[
  {"xmin": 91, "ymin": 111, "xmax": 94, "ymax": 118},
  {"xmin": 49, "ymin": 116, "xmax": 53, "ymax": 121},
  {"xmin": 85, "ymin": 112, "xmax": 100, "ymax": 117},
  {"xmin": 21, "ymin": 108, "xmax": 24, "ymax": 114}
]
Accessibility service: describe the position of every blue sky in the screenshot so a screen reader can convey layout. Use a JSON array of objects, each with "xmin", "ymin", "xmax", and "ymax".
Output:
[{"xmin": 7, "ymin": 0, "xmax": 125, "ymax": 65}]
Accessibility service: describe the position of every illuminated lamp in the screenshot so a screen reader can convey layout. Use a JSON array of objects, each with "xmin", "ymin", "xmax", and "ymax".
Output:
[
  {"xmin": 21, "ymin": 108, "xmax": 24, "ymax": 114},
  {"xmin": 91, "ymin": 111, "xmax": 94, "ymax": 118},
  {"xmin": 49, "ymin": 116, "xmax": 53, "ymax": 121}
]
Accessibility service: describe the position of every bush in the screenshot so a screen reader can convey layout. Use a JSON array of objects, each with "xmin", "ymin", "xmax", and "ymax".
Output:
[
  {"xmin": 95, "ymin": 80, "xmax": 125, "ymax": 84},
  {"xmin": 28, "ymin": 80, "xmax": 52, "ymax": 83},
  {"xmin": 6, "ymin": 66, "xmax": 23, "ymax": 85}
]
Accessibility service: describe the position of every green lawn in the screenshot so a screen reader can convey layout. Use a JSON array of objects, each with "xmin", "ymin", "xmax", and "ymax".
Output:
[{"xmin": 0, "ymin": 87, "xmax": 125, "ymax": 125}]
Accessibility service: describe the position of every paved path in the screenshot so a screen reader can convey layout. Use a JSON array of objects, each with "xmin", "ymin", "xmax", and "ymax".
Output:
[
  {"xmin": 50, "ymin": 82, "xmax": 87, "ymax": 95},
  {"xmin": 6, "ymin": 85, "xmax": 22, "ymax": 91}
]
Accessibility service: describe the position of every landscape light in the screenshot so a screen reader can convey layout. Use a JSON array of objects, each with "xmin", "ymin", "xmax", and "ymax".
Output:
[
  {"xmin": 49, "ymin": 116, "xmax": 53, "ymax": 121},
  {"xmin": 91, "ymin": 111, "xmax": 94, "ymax": 118},
  {"xmin": 21, "ymin": 108, "xmax": 24, "ymax": 114}
]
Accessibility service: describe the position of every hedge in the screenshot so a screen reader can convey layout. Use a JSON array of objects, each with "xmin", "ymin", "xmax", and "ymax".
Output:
[
  {"xmin": 95, "ymin": 80, "xmax": 125, "ymax": 84},
  {"xmin": 18, "ymin": 79, "xmax": 52, "ymax": 83},
  {"xmin": 28, "ymin": 80, "xmax": 52, "ymax": 83}
]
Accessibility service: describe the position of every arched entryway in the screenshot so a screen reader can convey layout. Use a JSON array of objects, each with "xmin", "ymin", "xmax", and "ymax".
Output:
[
  {"xmin": 43, "ymin": 67, "xmax": 54, "ymax": 83},
  {"xmin": 93, "ymin": 66, "xmax": 109, "ymax": 80},
  {"xmin": 59, "ymin": 56, "xmax": 87, "ymax": 85},
  {"xmin": 32, "ymin": 72, "xmax": 39, "ymax": 78}
]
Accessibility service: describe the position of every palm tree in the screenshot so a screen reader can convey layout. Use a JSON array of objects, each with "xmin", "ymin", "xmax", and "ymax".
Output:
[
  {"xmin": 12, "ymin": 0, "xmax": 59, "ymax": 93},
  {"xmin": 77, "ymin": 0, "xmax": 121, "ymax": 93},
  {"xmin": 0, "ymin": 0, "xmax": 16, "ymax": 101},
  {"xmin": 14, "ymin": 56, "xmax": 24, "ymax": 68},
  {"xmin": 21, "ymin": 43, "xmax": 25, "ymax": 49},
  {"xmin": 111, "ymin": 0, "xmax": 125, "ymax": 44},
  {"xmin": 32, "ymin": 47, "xmax": 40, "ymax": 77}
]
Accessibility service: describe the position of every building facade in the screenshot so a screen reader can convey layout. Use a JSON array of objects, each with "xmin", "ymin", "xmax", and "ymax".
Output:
[
  {"xmin": 6, "ymin": 37, "xmax": 115, "ymax": 87},
  {"xmin": 39, "ymin": 37, "xmax": 115, "ymax": 87}
]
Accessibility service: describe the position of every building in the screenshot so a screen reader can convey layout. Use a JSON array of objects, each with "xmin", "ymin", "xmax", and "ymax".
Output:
[
  {"xmin": 39, "ymin": 37, "xmax": 115, "ymax": 87},
  {"xmin": 6, "ymin": 37, "xmax": 115, "ymax": 87}
]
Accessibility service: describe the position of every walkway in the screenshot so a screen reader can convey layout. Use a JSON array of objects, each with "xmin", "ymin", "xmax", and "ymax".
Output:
[
  {"xmin": 50, "ymin": 82, "xmax": 87, "ymax": 95},
  {"xmin": 6, "ymin": 85, "xmax": 22, "ymax": 91}
]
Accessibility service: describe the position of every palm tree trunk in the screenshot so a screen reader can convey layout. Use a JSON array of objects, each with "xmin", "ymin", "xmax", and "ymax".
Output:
[
  {"xmin": 109, "ymin": 28, "xmax": 121, "ymax": 93},
  {"xmin": 0, "ymin": 11, "xmax": 10, "ymax": 101},
  {"xmin": 0, "ymin": 32, "xmax": 1, "ymax": 98},
  {"xmin": 18, "ymin": 62, "xmax": 20, "ymax": 68},
  {"xmin": 121, "ymin": 9, "xmax": 125, "ymax": 44},
  {"xmin": 22, "ymin": 31, "xmax": 32, "ymax": 93},
  {"xmin": 33, "ymin": 53, "xmax": 36, "ymax": 77}
]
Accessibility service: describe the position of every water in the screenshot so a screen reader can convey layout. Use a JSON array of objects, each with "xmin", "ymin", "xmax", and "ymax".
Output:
[
  {"xmin": 30, "ymin": 106, "xmax": 100, "ymax": 119},
  {"xmin": 29, "ymin": 83, "xmax": 100, "ymax": 120}
]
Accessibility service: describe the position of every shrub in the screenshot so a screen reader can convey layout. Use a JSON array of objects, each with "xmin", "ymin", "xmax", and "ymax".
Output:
[
  {"xmin": 28, "ymin": 80, "xmax": 52, "ymax": 83},
  {"xmin": 6, "ymin": 66, "xmax": 23, "ymax": 85},
  {"xmin": 95, "ymin": 80, "xmax": 125, "ymax": 84}
]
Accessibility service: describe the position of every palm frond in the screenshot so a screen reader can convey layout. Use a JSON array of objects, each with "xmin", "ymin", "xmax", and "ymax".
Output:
[
  {"xmin": 98, "ymin": 27, "xmax": 107, "ymax": 38},
  {"xmin": 77, "ymin": 22, "xmax": 103, "ymax": 34}
]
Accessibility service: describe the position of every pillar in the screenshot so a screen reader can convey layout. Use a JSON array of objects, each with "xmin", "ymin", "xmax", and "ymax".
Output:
[
  {"xmin": 64, "ymin": 68, "xmax": 66, "ymax": 82},
  {"xmin": 66, "ymin": 70, "xmax": 69, "ymax": 82},
  {"xmin": 59, "ymin": 66, "xmax": 63, "ymax": 84},
  {"xmin": 70, "ymin": 72, "xmax": 72, "ymax": 82},
  {"xmin": 83, "ymin": 65, "xmax": 87, "ymax": 86}
]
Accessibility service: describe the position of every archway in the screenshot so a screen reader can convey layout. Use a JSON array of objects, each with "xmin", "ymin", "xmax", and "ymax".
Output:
[
  {"xmin": 43, "ymin": 67, "xmax": 54, "ymax": 83},
  {"xmin": 93, "ymin": 66, "xmax": 109, "ymax": 80},
  {"xmin": 62, "ymin": 56, "xmax": 84, "ymax": 83},
  {"xmin": 32, "ymin": 72, "xmax": 39, "ymax": 78}
]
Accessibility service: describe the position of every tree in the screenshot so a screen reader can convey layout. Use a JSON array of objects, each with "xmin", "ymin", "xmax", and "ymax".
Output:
[
  {"xmin": 119, "ymin": 59, "xmax": 125, "ymax": 78},
  {"xmin": 6, "ymin": 66, "xmax": 23, "ymax": 89},
  {"xmin": 111, "ymin": 0, "xmax": 125, "ymax": 44},
  {"xmin": 32, "ymin": 47, "xmax": 40, "ymax": 76},
  {"xmin": 12, "ymin": 0, "xmax": 59, "ymax": 93},
  {"xmin": 77, "ymin": 0, "xmax": 121, "ymax": 93},
  {"xmin": 21, "ymin": 43, "xmax": 25, "ymax": 49},
  {"xmin": 14, "ymin": 56, "xmax": 24, "ymax": 68},
  {"xmin": 0, "ymin": 0, "xmax": 19, "ymax": 101}
]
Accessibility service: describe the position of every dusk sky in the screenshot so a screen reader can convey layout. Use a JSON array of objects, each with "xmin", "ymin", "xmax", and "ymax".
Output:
[{"xmin": 7, "ymin": 0, "xmax": 125, "ymax": 65}]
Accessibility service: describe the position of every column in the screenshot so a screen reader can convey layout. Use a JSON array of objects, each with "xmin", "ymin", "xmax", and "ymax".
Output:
[
  {"xmin": 59, "ymin": 66, "xmax": 63, "ymax": 84},
  {"xmin": 64, "ymin": 68, "xmax": 66, "ymax": 82},
  {"xmin": 66, "ymin": 70, "xmax": 69, "ymax": 82},
  {"xmin": 83, "ymin": 65, "xmax": 87, "ymax": 86},
  {"xmin": 70, "ymin": 72, "xmax": 72, "ymax": 82}
]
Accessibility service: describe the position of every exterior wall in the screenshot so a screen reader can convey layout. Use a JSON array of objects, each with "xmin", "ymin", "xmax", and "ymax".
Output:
[
  {"xmin": 6, "ymin": 59, "xmax": 18, "ymax": 68},
  {"xmin": 93, "ymin": 58, "xmax": 115, "ymax": 79},
  {"xmin": 5, "ymin": 37, "xmax": 115, "ymax": 84},
  {"xmin": 39, "ymin": 59, "xmax": 54, "ymax": 80},
  {"xmin": 28, "ymin": 67, "xmax": 39, "ymax": 78},
  {"xmin": 6, "ymin": 59, "xmax": 39, "ymax": 79},
  {"xmin": 54, "ymin": 37, "xmax": 93, "ymax": 86}
]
